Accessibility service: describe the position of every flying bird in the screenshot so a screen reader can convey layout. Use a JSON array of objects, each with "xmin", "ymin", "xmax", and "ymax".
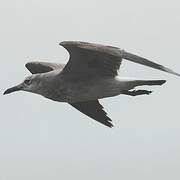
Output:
[{"xmin": 3, "ymin": 41, "xmax": 180, "ymax": 127}]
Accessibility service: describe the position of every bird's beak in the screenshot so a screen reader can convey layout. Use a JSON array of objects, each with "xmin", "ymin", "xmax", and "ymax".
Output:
[{"xmin": 3, "ymin": 83, "xmax": 24, "ymax": 95}]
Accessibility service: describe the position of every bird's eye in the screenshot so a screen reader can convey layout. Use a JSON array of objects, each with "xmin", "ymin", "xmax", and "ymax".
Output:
[{"xmin": 24, "ymin": 79, "xmax": 31, "ymax": 85}]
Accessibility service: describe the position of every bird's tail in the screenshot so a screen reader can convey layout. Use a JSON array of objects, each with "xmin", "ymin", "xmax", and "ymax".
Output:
[
  {"xmin": 135, "ymin": 80, "xmax": 166, "ymax": 86},
  {"xmin": 121, "ymin": 79, "xmax": 166, "ymax": 90}
]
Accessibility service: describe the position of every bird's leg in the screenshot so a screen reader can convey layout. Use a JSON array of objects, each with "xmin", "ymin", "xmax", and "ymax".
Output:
[{"xmin": 122, "ymin": 90, "xmax": 152, "ymax": 96}]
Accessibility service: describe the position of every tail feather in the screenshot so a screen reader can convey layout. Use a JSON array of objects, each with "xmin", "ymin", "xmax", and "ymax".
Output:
[{"xmin": 120, "ymin": 79, "xmax": 166, "ymax": 91}]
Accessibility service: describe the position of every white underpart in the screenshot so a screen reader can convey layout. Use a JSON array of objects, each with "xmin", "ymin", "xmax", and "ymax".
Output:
[{"xmin": 67, "ymin": 76, "xmax": 151, "ymax": 103}]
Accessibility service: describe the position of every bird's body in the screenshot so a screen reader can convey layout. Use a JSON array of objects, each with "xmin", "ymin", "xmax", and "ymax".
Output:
[
  {"xmin": 40, "ymin": 74, "xmax": 123, "ymax": 103},
  {"xmin": 30, "ymin": 70, "xmax": 124, "ymax": 102},
  {"xmin": 31, "ymin": 70, "xmax": 161, "ymax": 103},
  {"xmin": 4, "ymin": 41, "xmax": 180, "ymax": 127}
]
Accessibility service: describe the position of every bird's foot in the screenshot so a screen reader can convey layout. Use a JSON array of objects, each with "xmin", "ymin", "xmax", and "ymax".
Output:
[
  {"xmin": 131, "ymin": 90, "xmax": 152, "ymax": 96},
  {"xmin": 122, "ymin": 89, "xmax": 152, "ymax": 96}
]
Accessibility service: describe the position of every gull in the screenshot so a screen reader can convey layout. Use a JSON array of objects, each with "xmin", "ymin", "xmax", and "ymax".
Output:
[{"xmin": 3, "ymin": 41, "xmax": 180, "ymax": 127}]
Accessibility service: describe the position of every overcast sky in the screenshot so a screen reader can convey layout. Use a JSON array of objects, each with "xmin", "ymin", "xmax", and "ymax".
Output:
[{"xmin": 0, "ymin": 0, "xmax": 180, "ymax": 179}]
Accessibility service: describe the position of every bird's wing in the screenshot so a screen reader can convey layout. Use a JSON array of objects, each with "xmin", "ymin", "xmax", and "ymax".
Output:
[
  {"xmin": 60, "ymin": 41, "xmax": 122, "ymax": 79},
  {"xmin": 121, "ymin": 51, "xmax": 180, "ymax": 76},
  {"xmin": 25, "ymin": 61, "xmax": 65, "ymax": 74},
  {"xmin": 69, "ymin": 100, "xmax": 113, "ymax": 128},
  {"xmin": 60, "ymin": 41, "xmax": 180, "ymax": 79}
]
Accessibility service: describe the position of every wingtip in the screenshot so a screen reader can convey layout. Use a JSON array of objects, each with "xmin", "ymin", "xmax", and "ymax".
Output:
[
  {"xmin": 162, "ymin": 67, "xmax": 180, "ymax": 77},
  {"xmin": 109, "ymin": 124, "xmax": 114, "ymax": 128},
  {"xmin": 105, "ymin": 121, "xmax": 114, "ymax": 128},
  {"xmin": 172, "ymin": 71, "xmax": 180, "ymax": 77}
]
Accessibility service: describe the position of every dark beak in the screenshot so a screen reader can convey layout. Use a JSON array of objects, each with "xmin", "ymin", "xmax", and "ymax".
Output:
[{"xmin": 3, "ymin": 83, "xmax": 24, "ymax": 95}]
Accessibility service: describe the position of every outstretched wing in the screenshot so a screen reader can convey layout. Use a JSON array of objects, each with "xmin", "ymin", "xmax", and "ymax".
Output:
[
  {"xmin": 60, "ymin": 41, "xmax": 180, "ymax": 79},
  {"xmin": 70, "ymin": 100, "xmax": 113, "ymax": 128},
  {"xmin": 25, "ymin": 61, "xmax": 65, "ymax": 74},
  {"xmin": 60, "ymin": 41, "xmax": 122, "ymax": 80}
]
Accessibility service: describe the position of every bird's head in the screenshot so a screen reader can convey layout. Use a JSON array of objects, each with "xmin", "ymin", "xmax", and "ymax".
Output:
[{"xmin": 3, "ymin": 74, "xmax": 41, "ymax": 95}]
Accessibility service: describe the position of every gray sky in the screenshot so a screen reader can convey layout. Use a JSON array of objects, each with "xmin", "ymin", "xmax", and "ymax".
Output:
[{"xmin": 0, "ymin": 0, "xmax": 180, "ymax": 179}]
